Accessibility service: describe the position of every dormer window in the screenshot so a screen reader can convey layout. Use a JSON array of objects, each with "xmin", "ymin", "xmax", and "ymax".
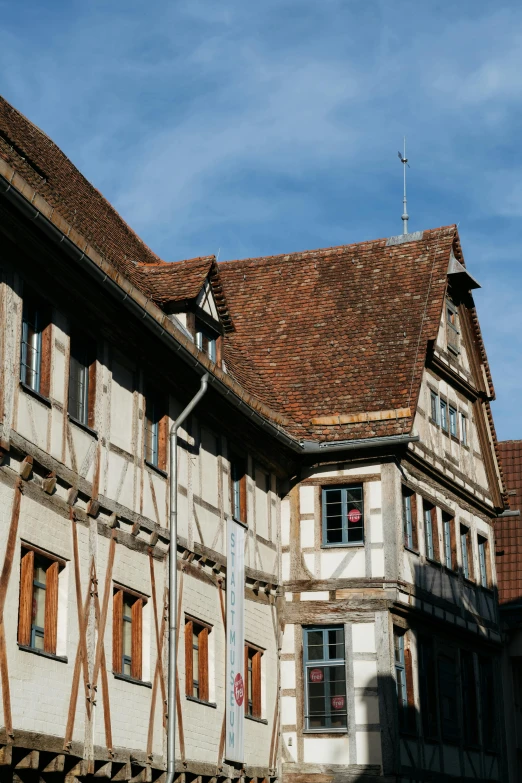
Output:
[
  {"xmin": 195, "ymin": 318, "xmax": 218, "ymax": 363},
  {"xmin": 446, "ymin": 299, "xmax": 460, "ymax": 355}
]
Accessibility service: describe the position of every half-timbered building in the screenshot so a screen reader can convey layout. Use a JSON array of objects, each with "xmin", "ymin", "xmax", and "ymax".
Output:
[{"xmin": 0, "ymin": 94, "xmax": 510, "ymax": 783}]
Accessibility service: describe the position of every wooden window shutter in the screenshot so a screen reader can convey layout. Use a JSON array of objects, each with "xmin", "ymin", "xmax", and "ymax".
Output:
[
  {"xmin": 404, "ymin": 645, "xmax": 416, "ymax": 734},
  {"xmin": 450, "ymin": 518, "xmax": 457, "ymax": 570},
  {"xmin": 411, "ymin": 494, "xmax": 418, "ymax": 551},
  {"xmin": 18, "ymin": 549, "xmax": 34, "ymax": 646},
  {"xmin": 113, "ymin": 589, "xmax": 123, "ymax": 674},
  {"xmin": 131, "ymin": 598, "xmax": 143, "ymax": 680},
  {"xmin": 87, "ymin": 357, "xmax": 97, "ymax": 430},
  {"xmin": 39, "ymin": 316, "xmax": 52, "ymax": 398},
  {"xmin": 431, "ymin": 507, "xmax": 440, "ymax": 562},
  {"xmin": 199, "ymin": 626, "xmax": 209, "ymax": 702},
  {"xmin": 158, "ymin": 410, "xmax": 168, "ymax": 472},
  {"xmin": 244, "ymin": 645, "xmax": 249, "ymax": 708},
  {"xmin": 185, "ymin": 620, "xmax": 193, "ymax": 697},
  {"xmin": 44, "ymin": 560, "xmax": 59, "ymax": 654},
  {"xmin": 252, "ymin": 651, "xmax": 262, "ymax": 718},
  {"xmin": 240, "ymin": 471, "xmax": 247, "ymax": 525}
]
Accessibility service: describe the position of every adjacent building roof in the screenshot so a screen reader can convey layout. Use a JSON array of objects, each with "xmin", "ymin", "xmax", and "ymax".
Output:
[{"xmin": 496, "ymin": 440, "xmax": 522, "ymax": 607}]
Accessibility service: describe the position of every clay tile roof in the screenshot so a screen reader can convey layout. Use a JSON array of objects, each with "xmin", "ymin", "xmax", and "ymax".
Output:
[
  {"xmin": 0, "ymin": 95, "xmax": 162, "ymax": 277},
  {"xmin": 495, "ymin": 440, "xmax": 522, "ymax": 606},
  {"xmin": 219, "ymin": 228, "xmax": 457, "ymax": 441}
]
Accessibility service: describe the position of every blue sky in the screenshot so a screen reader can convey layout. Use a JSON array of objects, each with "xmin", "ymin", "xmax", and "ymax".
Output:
[{"xmin": 1, "ymin": 0, "xmax": 521, "ymax": 440}]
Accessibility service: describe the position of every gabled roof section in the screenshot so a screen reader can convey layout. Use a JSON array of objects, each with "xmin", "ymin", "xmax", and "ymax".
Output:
[
  {"xmin": 135, "ymin": 256, "xmax": 234, "ymax": 331},
  {"xmin": 219, "ymin": 227, "xmax": 457, "ymax": 441},
  {"xmin": 0, "ymin": 95, "xmax": 162, "ymax": 277}
]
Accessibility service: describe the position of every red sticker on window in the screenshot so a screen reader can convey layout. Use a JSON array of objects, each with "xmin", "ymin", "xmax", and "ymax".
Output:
[
  {"xmin": 309, "ymin": 668, "xmax": 324, "ymax": 683},
  {"xmin": 348, "ymin": 508, "xmax": 362, "ymax": 524},
  {"xmin": 234, "ymin": 673, "xmax": 244, "ymax": 706},
  {"xmin": 331, "ymin": 695, "xmax": 345, "ymax": 710}
]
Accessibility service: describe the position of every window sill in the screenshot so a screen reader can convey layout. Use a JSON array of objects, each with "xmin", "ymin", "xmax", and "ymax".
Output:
[
  {"xmin": 428, "ymin": 417, "xmax": 440, "ymax": 428},
  {"xmin": 322, "ymin": 542, "xmax": 364, "ymax": 549},
  {"xmin": 186, "ymin": 695, "xmax": 217, "ymax": 709},
  {"xmin": 145, "ymin": 460, "xmax": 168, "ymax": 479},
  {"xmin": 18, "ymin": 644, "xmax": 67, "ymax": 663},
  {"xmin": 450, "ymin": 434, "xmax": 459, "ymax": 443},
  {"xmin": 231, "ymin": 516, "xmax": 248, "ymax": 529},
  {"xmin": 447, "ymin": 344, "xmax": 461, "ymax": 357},
  {"xmin": 443, "ymin": 566, "xmax": 458, "ymax": 577},
  {"xmin": 113, "ymin": 672, "xmax": 152, "ymax": 688},
  {"xmin": 479, "ymin": 584, "xmax": 494, "ymax": 595},
  {"xmin": 68, "ymin": 414, "xmax": 98, "ymax": 439},
  {"xmin": 19, "ymin": 382, "xmax": 51, "ymax": 408},
  {"xmin": 464, "ymin": 577, "xmax": 476, "ymax": 587},
  {"xmin": 245, "ymin": 713, "xmax": 268, "ymax": 725},
  {"xmin": 404, "ymin": 546, "xmax": 420, "ymax": 556},
  {"xmin": 426, "ymin": 557, "xmax": 441, "ymax": 567},
  {"xmin": 303, "ymin": 728, "xmax": 348, "ymax": 735}
]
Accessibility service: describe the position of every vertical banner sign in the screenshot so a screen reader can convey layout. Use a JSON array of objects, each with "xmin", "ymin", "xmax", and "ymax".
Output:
[{"xmin": 225, "ymin": 517, "xmax": 245, "ymax": 762}]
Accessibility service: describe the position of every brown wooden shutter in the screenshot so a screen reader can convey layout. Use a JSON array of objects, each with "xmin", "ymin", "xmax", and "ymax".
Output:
[
  {"xmin": 185, "ymin": 620, "xmax": 193, "ymax": 697},
  {"xmin": 431, "ymin": 507, "xmax": 440, "ymax": 562},
  {"xmin": 18, "ymin": 549, "xmax": 34, "ymax": 646},
  {"xmin": 467, "ymin": 534, "xmax": 474, "ymax": 581},
  {"xmin": 158, "ymin": 410, "xmax": 168, "ymax": 472},
  {"xmin": 113, "ymin": 589, "xmax": 123, "ymax": 674},
  {"xmin": 131, "ymin": 598, "xmax": 143, "ymax": 680},
  {"xmin": 88, "ymin": 357, "xmax": 97, "ymax": 429},
  {"xmin": 411, "ymin": 494, "xmax": 418, "ymax": 551},
  {"xmin": 44, "ymin": 560, "xmax": 59, "ymax": 654},
  {"xmin": 240, "ymin": 472, "xmax": 247, "ymax": 525},
  {"xmin": 404, "ymin": 645, "xmax": 416, "ymax": 734},
  {"xmin": 485, "ymin": 539, "xmax": 492, "ymax": 588},
  {"xmin": 199, "ymin": 626, "xmax": 209, "ymax": 702},
  {"xmin": 216, "ymin": 335, "xmax": 223, "ymax": 368},
  {"xmin": 39, "ymin": 316, "xmax": 52, "ymax": 398},
  {"xmin": 244, "ymin": 645, "xmax": 249, "ymax": 709},
  {"xmin": 252, "ymin": 650, "xmax": 262, "ymax": 718}
]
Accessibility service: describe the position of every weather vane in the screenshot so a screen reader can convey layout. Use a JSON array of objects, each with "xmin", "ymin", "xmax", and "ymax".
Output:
[{"xmin": 398, "ymin": 138, "xmax": 410, "ymax": 235}]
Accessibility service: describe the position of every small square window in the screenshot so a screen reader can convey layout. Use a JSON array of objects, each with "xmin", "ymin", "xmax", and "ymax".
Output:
[{"xmin": 195, "ymin": 318, "xmax": 219, "ymax": 363}]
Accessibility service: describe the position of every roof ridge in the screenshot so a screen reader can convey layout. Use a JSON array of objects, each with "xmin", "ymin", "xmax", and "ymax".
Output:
[{"xmin": 219, "ymin": 224, "xmax": 457, "ymax": 268}]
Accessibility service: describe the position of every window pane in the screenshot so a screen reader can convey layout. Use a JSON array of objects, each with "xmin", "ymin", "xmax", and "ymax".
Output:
[
  {"xmin": 123, "ymin": 618, "xmax": 132, "ymax": 658},
  {"xmin": 307, "ymin": 630, "xmax": 325, "ymax": 661},
  {"xmin": 33, "ymin": 630, "xmax": 45, "ymax": 650},
  {"xmin": 32, "ymin": 584, "xmax": 46, "ymax": 629},
  {"xmin": 327, "ymin": 628, "xmax": 344, "ymax": 660}
]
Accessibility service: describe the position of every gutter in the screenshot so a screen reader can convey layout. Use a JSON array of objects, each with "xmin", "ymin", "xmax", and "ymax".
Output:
[
  {"xmin": 0, "ymin": 171, "xmax": 420, "ymax": 459},
  {"xmin": 167, "ymin": 374, "xmax": 209, "ymax": 783},
  {"xmin": 496, "ymin": 510, "xmax": 521, "ymax": 518}
]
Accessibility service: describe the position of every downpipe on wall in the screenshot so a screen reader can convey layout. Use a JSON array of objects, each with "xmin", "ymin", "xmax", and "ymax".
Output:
[{"xmin": 167, "ymin": 374, "xmax": 209, "ymax": 783}]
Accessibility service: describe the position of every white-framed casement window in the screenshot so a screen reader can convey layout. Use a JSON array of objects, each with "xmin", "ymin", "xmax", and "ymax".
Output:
[
  {"xmin": 430, "ymin": 390, "xmax": 439, "ymax": 423},
  {"xmin": 423, "ymin": 500, "xmax": 439, "ymax": 562},
  {"xmin": 303, "ymin": 626, "xmax": 347, "ymax": 731},
  {"xmin": 195, "ymin": 318, "xmax": 218, "ymax": 362},
  {"xmin": 460, "ymin": 413, "xmax": 468, "ymax": 446},
  {"xmin": 440, "ymin": 399, "xmax": 448, "ymax": 432},
  {"xmin": 402, "ymin": 487, "xmax": 417, "ymax": 550},
  {"xmin": 478, "ymin": 535, "xmax": 489, "ymax": 587},
  {"xmin": 68, "ymin": 334, "xmax": 96, "ymax": 428},
  {"xmin": 460, "ymin": 525, "xmax": 473, "ymax": 580},
  {"xmin": 20, "ymin": 292, "xmax": 51, "ymax": 396},
  {"xmin": 449, "ymin": 406, "xmax": 458, "ymax": 438},
  {"xmin": 322, "ymin": 485, "xmax": 364, "ymax": 546},
  {"xmin": 442, "ymin": 512, "xmax": 455, "ymax": 570}
]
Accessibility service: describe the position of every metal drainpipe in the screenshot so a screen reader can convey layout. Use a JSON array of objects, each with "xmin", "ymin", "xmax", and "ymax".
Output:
[{"xmin": 167, "ymin": 374, "xmax": 209, "ymax": 783}]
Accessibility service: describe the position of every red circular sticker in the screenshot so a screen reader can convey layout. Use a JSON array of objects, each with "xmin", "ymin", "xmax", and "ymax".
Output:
[
  {"xmin": 234, "ymin": 673, "xmax": 244, "ymax": 706},
  {"xmin": 348, "ymin": 508, "xmax": 362, "ymax": 524},
  {"xmin": 309, "ymin": 668, "xmax": 324, "ymax": 683},
  {"xmin": 331, "ymin": 696, "xmax": 345, "ymax": 710}
]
